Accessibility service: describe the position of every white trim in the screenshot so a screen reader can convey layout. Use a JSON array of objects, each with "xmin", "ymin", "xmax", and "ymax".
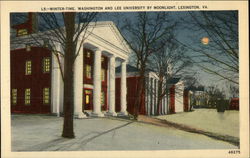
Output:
[{"xmin": 83, "ymin": 84, "xmax": 94, "ymax": 89}]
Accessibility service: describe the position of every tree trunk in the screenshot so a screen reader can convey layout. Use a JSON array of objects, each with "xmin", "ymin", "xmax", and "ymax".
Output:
[
  {"xmin": 62, "ymin": 12, "xmax": 76, "ymax": 138},
  {"xmin": 157, "ymin": 79, "xmax": 163, "ymax": 115},
  {"xmin": 166, "ymin": 88, "xmax": 169, "ymax": 114},
  {"xmin": 189, "ymin": 95, "xmax": 193, "ymax": 111},
  {"xmin": 133, "ymin": 68, "xmax": 145, "ymax": 119}
]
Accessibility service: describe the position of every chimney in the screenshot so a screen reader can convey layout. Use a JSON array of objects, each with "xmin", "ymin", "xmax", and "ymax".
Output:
[{"xmin": 28, "ymin": 12, "xmax": 38, "ymax": 33}]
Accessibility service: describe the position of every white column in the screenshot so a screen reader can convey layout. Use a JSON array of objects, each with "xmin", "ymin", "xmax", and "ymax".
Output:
[
  {"xmin": 156, "ymin": 80, "xmax": 159, "ymax": 115},
  {"xmin": 107, "ymin": 55, "xmax": 117, "ymax": 116},
  {"xmin": 73, "ymin": 45, "xmax": 87, "ymax": 118},
  {"xmin": 165, "ymin": 96, "xmax": 167, "ymax": 114},
  {"xmin": 162, "ymin": 96, "xmax": 165, "ymax": 115},
  {"xmin": 150, "ymin": 78, "xmax": 153, "ymax": 115},
  {"xmin": 145, "ymin": 77, "xmax": 148, "ymax": 115},
  {"xmin": 189, "ymin": 92, "xmax": 191, "ymax": 111},
  {"xmin": 92, "ymin": 48, "xmax": 104, "ymax": 117},
  {"xmin": 119, "ymin": 60, "xmax": 128, "ymax": 115},
  {"xmin": 166, "ymin": 96, "xmax": 168, "ymax": 114},
  {"xmin": 51, "ymin": 43, "xmax": 63, "ymax": 117},
  {"xmin": 148, "ymin": 77, "xmax": 152, "ymax": 116},
  {"xmin": 162, "ymin": 96, "xmax": 164, "ymax": 115},
  {"xmin": 152, "ymin": 79, "xmax": 155, "ymax": 115},
  {"xmin": 147, "ymin": 77, "xmax": 151, "ymax": 116},
  {"xmin": 51, "ymin": 51, "xmax": 61, "ymax": 117}
]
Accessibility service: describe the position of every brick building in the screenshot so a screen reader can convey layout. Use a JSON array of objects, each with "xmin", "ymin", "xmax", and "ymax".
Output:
[{"xmin": 11, "ymin": 17, "xmax": 131, "ymax": 117}]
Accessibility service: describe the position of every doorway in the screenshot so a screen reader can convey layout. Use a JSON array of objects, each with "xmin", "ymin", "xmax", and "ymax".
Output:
[{"xmin": 84, "ymin": 89, "xmax": 93, "ymax": 110}]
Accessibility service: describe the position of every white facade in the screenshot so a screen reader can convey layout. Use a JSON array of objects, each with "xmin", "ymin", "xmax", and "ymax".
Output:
[
  {"xmin": 174, "ymin": 81, "xmax": 185, "ymax": 113},
  {"xmin": 72, "ymin": 21, "xmax": 131, "ymax": 118},
  {"xmin": 145, "ymin": 72, "xmax": 168, "ymax": 116},
  {"xmin": 144, "ymin": 72, "xmax": 186, "ymax": 115}
]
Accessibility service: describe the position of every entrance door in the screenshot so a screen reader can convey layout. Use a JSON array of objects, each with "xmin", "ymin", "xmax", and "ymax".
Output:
[{"xmin": 84, "ymin": 89, "xmax": 93, "ymax": 110}]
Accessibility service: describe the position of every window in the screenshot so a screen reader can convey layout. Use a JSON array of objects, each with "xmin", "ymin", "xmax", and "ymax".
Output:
[
  {"xmin": 26, "ymin": 44, "xmax": 31, "ymax": 51},
  {"xmin": 87, "ymin": 51, "xmax": 91, "ymax": 58},
  {"xmin": 12, "ymin": 89, "xmax": 17, "ymax": 105},
  {"xmin": 85, "ymin": 90, "xmax": 91, "ymax": 104},
  {"xmin": 101, "ymin": 57, "xmax": 104, "ymax": 62},
  {"xmin": 85, "ymin": 90, "xmax": 91, "ymax": 94},
  {"xmin": 43, "ymin": 88, "xmax": 50, "ymax": 104},
  {"xmin": 85, "ymin": 65, "xmax": 91, "ymax": 79},
  {"xmin": 25, "ymin": 88, "xmax": 31, "ymax": 105},
  {"xmin": 101, "ymin": 91, "xmax": 105, "ymax": 106},
  {"xmin": 101, "ymin": 69, "xmax": 105, "ymax": 81},
  {"xmin": 43, "ymin": 39, "xmax": 49, "ymax": 48},
  {"xmin": 25, "ymin": 60, "xmax": 32, "ymax": 75},
  {"xmin": 86, "ymin": 95, "xmax": 90, "ymax": 104},
  {"xmin": 17, "ymin": 29, "xmax": 28, "ymax": 36},
  {"xmin": 43, "ymin": 58, "xmax": 50, "ymax": 73}
]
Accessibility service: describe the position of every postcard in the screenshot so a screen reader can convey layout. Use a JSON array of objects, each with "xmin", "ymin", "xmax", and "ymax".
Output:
[{"xmin": 1, "ymin": 1, "xmax": 249, "ymax": 158}]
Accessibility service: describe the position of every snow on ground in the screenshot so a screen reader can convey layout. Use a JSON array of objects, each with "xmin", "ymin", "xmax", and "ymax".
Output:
[
  {"xmin": 11, "ymin": 114, "xmax": 236, "ymax": 151},
  {"xmin": 157, "ymin": 109, "xmax": 239, "ymax": 138}
]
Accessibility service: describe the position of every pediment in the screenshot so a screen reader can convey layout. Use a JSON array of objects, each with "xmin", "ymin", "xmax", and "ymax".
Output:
[{"xmin": 86, "ymin": 21, "xmax": 131, "ymax": 55}]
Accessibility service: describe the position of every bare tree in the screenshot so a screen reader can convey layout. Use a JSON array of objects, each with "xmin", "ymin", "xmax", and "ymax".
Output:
[
  {"xmin": 178, "ymin": 11, "xmax": 239, "ymax": 85},
  {"xmin": 148, "ymin": 38, "xmax": 193, "ymax": 115},
  {"xmin": 206, "ymin": 85, "xmax": 225, "ymax": 108},
  {"xmin": 182, "ymin": 76, "xmax": 202, "ymax": 111},
  {"xmin": 11, "ymin": 12, "xmax": 98, "ymax": 138},
  {"xmin": 227, "ymin": 82, "xmax": 239, "ymax": 98},
  {"xmin": 120, "ymin": 12, "xmax": 176, "ymax": 119}
]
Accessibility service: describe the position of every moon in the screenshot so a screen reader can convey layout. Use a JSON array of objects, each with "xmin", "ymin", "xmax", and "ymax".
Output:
[{"xmin": 201, "ymin": 37, "xmax": 210, "ymax": 45}]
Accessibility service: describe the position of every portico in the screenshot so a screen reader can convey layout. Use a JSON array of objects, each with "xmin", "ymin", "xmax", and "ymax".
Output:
[{"xmin": 72, "ymin": 21, "xmax": 131, "ymax": 118}]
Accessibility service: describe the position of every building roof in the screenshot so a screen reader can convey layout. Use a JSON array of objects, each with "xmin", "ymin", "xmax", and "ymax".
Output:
[
  {"xmin": 168, "ymin": 77, "xmax": 181, "ymax": 84},
  {"xmin": 185, "ymin": 86, "xmax": 205, "ymax": 91},
  {"xmin": 11, "ymin": 20, "xmax": 131, "ymax": 58},
  {"xmin": 116, "ymin": 64, "xmax": 139, "ymax": 73}
]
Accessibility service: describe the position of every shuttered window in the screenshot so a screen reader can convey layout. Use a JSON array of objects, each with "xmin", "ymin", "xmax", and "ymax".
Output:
[
  {"xmin": 101, "ymin": 69, "xmax": 105, "ymax": 81},
  {"xmin": 101, "ymin": 91, "xmax": 105, "ymax": 106},
  {"xmin": 43, "ymin": 58, "xmax": 50, "ymax": 73},
  {"xmin": 86, "ymin": 65, "xmax": 92, "ymax": 79},
  {"xmin": 25, "ymin": 88, "xmax": 31, "ymax": 105},
  {"xmin": 12, "ymin": 89, "xmax": 17, "ymax": 105},
  {"xmin": 25, "ymin": 60, "xmax": 32, "ymax": 75},
  {"xmin": 43, "ymin": 88, "xmax": 50, "ymax": 104}
]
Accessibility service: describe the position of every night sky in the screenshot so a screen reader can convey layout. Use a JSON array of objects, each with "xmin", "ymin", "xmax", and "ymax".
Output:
[{"xmin": 10, "ymin": 11, "xmax": 239, "ymax": 96}]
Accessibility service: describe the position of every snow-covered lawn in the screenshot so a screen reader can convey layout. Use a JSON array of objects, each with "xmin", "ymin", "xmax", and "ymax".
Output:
[
  {"xmin": 11, "ymin": 114, "xmax": 236, "ymax": 151},
  {"xmin": 156, "ymin": 109, "xmax": 239, "ymax": 138}
]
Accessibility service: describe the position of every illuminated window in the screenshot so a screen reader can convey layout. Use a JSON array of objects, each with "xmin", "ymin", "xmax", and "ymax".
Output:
[
  {"xmin": 43, "ymin": 88, "xmax": 50, "ymax": 104},
  {"xmin": 101, "ymin": 91, "xmax": 105, "ymax": 106},
  {"xmin": 101, "ymin": 69, "xmax": 105, "ymax": 81},
  {"xmin": 86, "ymin": 65, "xmax": 91, "ymax": 79},
  {"xmin": 17, "ymin": 29, "xmax": 28, "ymax": 36},
  {"xmin": 43, "ymin": 58, "xmax": 50, "ymax": 73},
  {"xmin": 25, "ymin": 60, "xmax": 32, "ymax": 75},
  {"xmin": 25, "ymin": 88, "xmax": 31, "ymax": 105},
  {"xmin": 85, "ymin": 90, "xmax": 91, "ymax": 104},
  {"xmin": 87, "ymin": 51, "xmax": 91, "ymax": 58},
  {"xmin": 12, "ymin": 89, "xmax": 17, "ymax": 105},
  {"xmin": 86, "ymin": 95, "xmax": 90, "ymax": 104}
]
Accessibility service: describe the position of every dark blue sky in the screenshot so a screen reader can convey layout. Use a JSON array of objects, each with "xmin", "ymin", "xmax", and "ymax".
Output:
[
  {"xmin": 96, "ymin": 11, "xmax": 238, "ymax": 89},
  {"xmin": 10, "ymin": 11, "xmax": 238, "ymax": 94}
]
